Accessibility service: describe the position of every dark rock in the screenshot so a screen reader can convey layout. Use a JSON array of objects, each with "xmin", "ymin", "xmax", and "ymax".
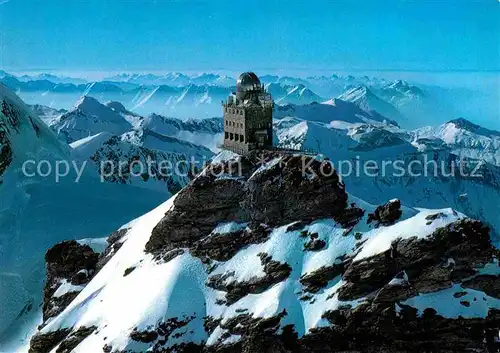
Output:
[
  {"xmin": 29, "ymin": 329, "xmax": 71, "ymax": 353},
  {"xmin": 146, "ymin": 152, "xmax": 348, "ymax": 257},
  {"xmin": 147, "ymin": 177, "xmax": 247, "ymax": 255},
  {"xmin": 425, "ymin": 212, "xmax": 447, "ymax": 222},
  {"xmin": 244, "ymin": 154, "xmax": 348, "ymax": 226},
  {"xmin": 123, "ymin": 266, "xmax": 136, "ymax": 277},
  {"xmin": 191, "ymin": 223, "xmax": 271, "ymax": 262},
  {"xmin": 334, "ymin": 206, "xmax": 365, "ymax": 228},
  {"xmin": 127, "ymin": 316, "xmax": 195, "ymax": 351},
  {"xmin": 463, "ymin": 274, "xmax": 500, "ymax": 299},
  {"xmin": 70, "ymin": 269, "xmax": 91, "ymax": 285},
  {"xmin": 367, "ymin": 199, "xmax": 402, "ymax": 226},
  {"xmin": 55, "ymin": 326, "xmax": 96, "ymax": 353},
  {"xmin": 0, "ymin": 126, "xmax": 13, "ymax": 179},
  {"xmin": 300, "ymin": 263, "xmax": 345, "ymax": 293},
  {"xmin": 374, "ymin": 282, "xmax": 417, "ymax": 303},
  {"xmin": 303, "ymin": 238, "xmax": 326, "ymax": 251},
  {"xmin": 43, "ymin": 292, "xmax": 80, "ymax": 324},
  {"xmin": 340, "ymin": 219, "xmax": 495, "ymax": 301},
  {"xmin": 161, "ymin": 249, "xmax": 185, "ymax": 263},
  {"xmin": 96, "ymin": 228, "xmax": 130, "ymax": 271},
  {"xmin": 43, "ymin": 240, "xmax": 99, "ymax": 323},
  {"xmin": 130, "ymin": 329, "xmax": 158, "ymax": 343},
  {"xmin": 207, "ymin": 253, "xmax": 292, "ymax": 304}
]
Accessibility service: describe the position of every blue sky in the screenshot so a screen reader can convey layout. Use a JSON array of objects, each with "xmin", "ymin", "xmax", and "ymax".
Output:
[{"xmin": 0, "ymin": 0, "xmax": 498, "ymax": 74}]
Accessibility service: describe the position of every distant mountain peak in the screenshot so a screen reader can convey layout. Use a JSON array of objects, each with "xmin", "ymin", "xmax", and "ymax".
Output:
[
  {"xmin": 448, "ymin": 117, "xmax": 480, "ymax": 130},
  {"xmin": 447, "ymin": 117, "xmax": 500, "ymax": 137},
  {"xmin": 384, "ymin": 80, "xmax": 425, "ymax": 97},
  {"xmin": 339, "ymin": 85, "xmax": 375, "ymax": 101},
  {"xmin": 74, "ymin": 95, "xmax": 102, "ymax": 111},
  {"xmin": 55, "ymin": 95, "xmax": 133, "ymax": 143},
  {"xmin": 338, "ymin": 85, "xmax": 403, "ymax": 124}
]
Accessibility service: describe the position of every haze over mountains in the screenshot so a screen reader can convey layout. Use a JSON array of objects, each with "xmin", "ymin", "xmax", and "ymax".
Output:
[{"xmin": 1, "ymin": 70, "xmax": 497, "ymax": 131}]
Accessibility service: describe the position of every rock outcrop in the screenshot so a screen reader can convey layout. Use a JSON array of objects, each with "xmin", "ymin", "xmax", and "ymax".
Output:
[
  {"xmin": 367, "ymin": 198, "xmax": 402, "ymax": 226},
  {"xmin": 146, "ymin": 151, "xmax": 349, "ymax": 255},
  {"xmin": 42, "ymin": 241, "xmax": 99, "ymax": 323}
]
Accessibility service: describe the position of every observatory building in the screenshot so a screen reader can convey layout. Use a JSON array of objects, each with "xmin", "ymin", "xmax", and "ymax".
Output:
[{"xmin": 222, "ymin": 72, "xmax": 273, "ymax": 154}]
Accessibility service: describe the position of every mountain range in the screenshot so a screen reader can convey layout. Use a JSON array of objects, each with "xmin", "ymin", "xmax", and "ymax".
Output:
[{"xmin": 1, "ymin": 70, "xmax": 480, "ymax": 129}]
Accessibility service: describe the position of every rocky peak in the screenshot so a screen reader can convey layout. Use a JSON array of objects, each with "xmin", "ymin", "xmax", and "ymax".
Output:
[
  {"xmin": 146, "ymin": 150, "xmax": 350, "ymax": 254},
  {"xmin": 449, "ymin": 117, "xmax": 480, "ymax": 130},
  {"xmin": 448, "ymin": 117, "xmax": 500, "ymax": 138}
]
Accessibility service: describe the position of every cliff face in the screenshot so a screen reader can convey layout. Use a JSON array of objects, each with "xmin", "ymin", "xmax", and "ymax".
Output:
[
  {"xmin": 146, "ymin": 151, "xmax": 350, "ymax": 254},
  {"xmin": 30, "ymin": 151, "xmax": 500, "ymax": 353}
]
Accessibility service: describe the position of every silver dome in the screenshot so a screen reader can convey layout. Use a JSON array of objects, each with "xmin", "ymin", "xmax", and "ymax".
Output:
[{"xmin": 236, "ymin": 72, "xmax": 261, "ymax": 93}]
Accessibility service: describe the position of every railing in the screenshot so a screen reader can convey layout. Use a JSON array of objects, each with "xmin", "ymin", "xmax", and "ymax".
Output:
[
  {"xmin": 217, "ymin": 142, "xmax": 319, "ymax": 156},
  {"xmin": 268, "ymin": 145, "xmax": 319, "ymax": 155}
]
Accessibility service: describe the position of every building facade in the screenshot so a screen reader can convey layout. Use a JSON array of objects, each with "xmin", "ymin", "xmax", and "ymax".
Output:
[{"xmin": 222, "ymin": 72, "xmax": 273, "ymax": 154}]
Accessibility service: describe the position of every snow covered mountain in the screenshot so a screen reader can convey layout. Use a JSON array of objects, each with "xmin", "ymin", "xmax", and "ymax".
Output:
[
  {"xmin": 338, "ymin": 85, "xmax": 405, "ymax": 125},
  {"xmin": 104, "ymin": 73, "xmax": 232, "ymax": 87},
  {"xmin": 60, "ymin": 99, "xmax": 215, "ymax": 193},
  {"xmin": 275, "ymin": 100, "xmax": 399, "ymax": 127},
  {"xmin": 378, "ymin": 80, "xmax": 426, "ymax": 105},
  {"xmin": 105, "ymin": 73, "xmax": 191, "ymax": 86},
  {"xmin": 29, "ymin": 104, "xmax": 67, "ymax": 126},
  {"xmin": 17, "ymin": 73, "xmax": 87, "ymax": 85},
  {"xmin": 71, "ymin": 133, "xmax": 207, "ymax": 194},
  {"xmin": 273, "ymin": 113, "xmax": 500, "ymax": 235},
  {"xmin": 51, "ymin": 96, "xmax": 134, "ymax": 143},
  {"xmin": 0, "ymin": 85, "xmax": 165, "ymax": 348},
  {"xmin": 24, "ymin": 150, "xmax": 500, "ymax": 353},
  {"xmin": 412, "ymin": 118, "xmax": 500, "ymax": 166},
  {"xmin": 139, "ymin": 114, "xmax": 224, "ymax": 152},
  {"xmin": 266, "ymin": 83, "xmax": 324, "ymax": 105}
]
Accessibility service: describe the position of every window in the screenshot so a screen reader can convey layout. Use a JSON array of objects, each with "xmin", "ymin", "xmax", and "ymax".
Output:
[
  {"xmin": 230, "ymin": 133, "xmax": 234, "ymax": 140},
  {"xmin": 235, "ymin": 134, "xmax": 239, "ymax": 141},
  {"xmin": 232, "ymin": 109, "xmax": 235, "ymax": 114},
  {"xmin": 225, "ymin": 132, "xmax": 229, "ymax": 139},
  {"xmin": 240, "ymin": 110, "xmax": 243, "ymax": 116},
  {"xmin": 240, "ymin": 135, "xmax": 244, "ymax": 142},
  {"xmin": 232, "ymin": 121, "xmax": 235, "ymax": 127}
]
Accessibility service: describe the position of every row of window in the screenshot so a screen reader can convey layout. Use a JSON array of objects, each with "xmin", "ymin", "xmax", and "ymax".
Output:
[
  {"xmin": 225, "ymin": 107, "xmax": 244, "ymax": 115},
  {"xmin": 225, "ymin": 132, "xmax": 245, "ymax": 142},
  {"xmin": 251, "ymin": 122, "xmax": 272, "ymax": 129},
  {"xmin": 225, "ymin": 120, "xmax": 243, "ymax": 129}
]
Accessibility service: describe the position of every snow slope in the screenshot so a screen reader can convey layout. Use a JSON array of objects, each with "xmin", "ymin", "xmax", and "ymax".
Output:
[
  {"xmin": 412, "ymin": 117, "xmax": 500, "ymax": 166},
  {"xmin": 139, "ymin": 114, "xmax": 224, "ymax": 152}
]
